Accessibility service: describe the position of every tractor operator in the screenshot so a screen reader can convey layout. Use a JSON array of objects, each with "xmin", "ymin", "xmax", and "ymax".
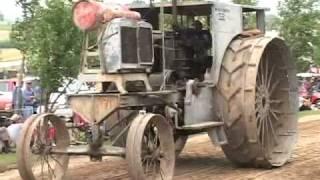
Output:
[{"xmin": 190, "ymin": 20, "xmax": 212, "ymax": 80}]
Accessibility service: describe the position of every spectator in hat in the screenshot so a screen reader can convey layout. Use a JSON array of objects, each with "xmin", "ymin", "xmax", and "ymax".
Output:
[{"xmin": 22, "ymin": 81, "xmax": 36, "ymax": 119}]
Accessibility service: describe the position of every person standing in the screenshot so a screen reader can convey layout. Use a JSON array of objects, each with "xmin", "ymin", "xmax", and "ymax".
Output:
[
  {"xmin": 12, "ymin": 81, "xmax": 24, "ymax": 116},
  {"xmin": 33, "ymin": 79, "xmax": 41, "ymax": 114},
  {"xmin": 22, "ymin": 81, "xmax": 36, "ymax": 119}
]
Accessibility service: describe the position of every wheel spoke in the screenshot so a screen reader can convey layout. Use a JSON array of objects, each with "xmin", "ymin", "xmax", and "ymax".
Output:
[
  {"xmin": 257, "ymin": 72, "xmax": 263, "ymax": 86},
  {"xmin": 49, "ymin": 154, "xmax": 63, "ymax": 168},
  {"xmin": 160, "ymin": 166, "xmax": 165, "ymax": 180},
  {"xmin": 256, "ymin": 110, "xmax": 263, "ymax": 124},
  {"xmin": 142, "ymin": 123, "xmax": 163, "ymax": 178},
  {"xmin": 144, "ymin": 158, "xmax": 150, "ymax": 173},
  {"xmin": 255, "ymin": 93, "xmax": 262, "ymax": 105},
  {"xmin": 261, "ymin": 116, "xmax": 266, "ymax": 147},
  {"xmin": 267, "ymin": 65, "xmax": 275, "ymax": 90},
  {"xmin": 264, "ymin": 114, "xmax": 269, "ymax": 150},
  {"xmin": 270, "ymin": 109, "xmax": 280, "ymax": 121},
  {"xmin": 266, "ymin": 115, "xmax": 278, "ymax": 145},
  {"xmin": 264, "ymin": 55, "xmax": 269, "ymax": 87},
  {"xmin": 260, "ymin": 62, "xmax": 266, "ymax": 87},
  {"xmin": 148, "ymin": 124, "xmax": 152, "ymax": 143},
  {"xmin": 257, "ymin": 115, "xmax": 263, "ymax": 137},
  {"xmin": 147, "ymin": 131, "xmax": 161, "ymax": 178},
  {"xmin": 152, "ymin": 160, "xmax": 157, "ymax": 179},
  {"xmin": 270, "ymin": 99, "xmax": 283, "ymax": 105},
  {"xmin": 45, "ymin": 156, "xmax": 56, "ymax": 179},
  {"xmin": 255, "ymin": 104, "xmax": 263, "ymax": 114},
  {"xmin": 152, "ymin": 130, "xmax": 158, "ymax": 150},
  {"xmin": 269, "ymin": 80, "xmax": 280, "ymax": 95},
  {"xmin": 270, "ymin": 108, "xmax": 282, "ymax": 114}
]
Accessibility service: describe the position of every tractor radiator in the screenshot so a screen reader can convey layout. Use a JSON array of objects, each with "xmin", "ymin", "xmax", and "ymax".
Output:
[
  {"xmin": 101, "ymin": 18, "xmax": 154, "ymax": 73},
  {"xmin": 121, "ymin": 26, "xmax": 153, "ymax": 65}
]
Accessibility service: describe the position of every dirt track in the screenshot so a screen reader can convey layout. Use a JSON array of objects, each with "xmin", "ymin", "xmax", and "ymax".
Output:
[{"xmin": 2, "ymin": 119, "xmax": 320, "ymax": 180}]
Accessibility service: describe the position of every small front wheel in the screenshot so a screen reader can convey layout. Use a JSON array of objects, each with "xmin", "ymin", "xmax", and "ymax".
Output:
[
  {"xmin": 126, "ymin": 113, "xmax": 175, "ymax": 180},
  {"xmin": 17, "ymin": 114, "xmax": 70, "ymax": 180}
]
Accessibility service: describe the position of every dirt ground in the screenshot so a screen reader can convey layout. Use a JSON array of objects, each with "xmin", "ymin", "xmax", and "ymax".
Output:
[{"xmin": 2, "ymin": 119, "xmax": 320, "ymax": 180}]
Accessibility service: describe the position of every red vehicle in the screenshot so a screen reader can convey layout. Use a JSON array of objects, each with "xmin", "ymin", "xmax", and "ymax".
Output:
[
  {"xmin": 311, "ymin": 90, "xmax": 320, "ymax": 105},
  {"xmin": 0, "ymin": 79, "xmax": 17, "ymax": 115},
  {"xmin": 0, "ymin": 91, "xmax": 13, "ymax": 111},
  {"xmin": 0, "ymin": 79, "xmax": 17, "ymax": 92}
]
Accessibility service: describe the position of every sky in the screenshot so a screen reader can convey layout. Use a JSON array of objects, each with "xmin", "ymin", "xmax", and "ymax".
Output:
[{"xmin": 0, "ymin": 0, "xmax": 281, "ymax": 22}]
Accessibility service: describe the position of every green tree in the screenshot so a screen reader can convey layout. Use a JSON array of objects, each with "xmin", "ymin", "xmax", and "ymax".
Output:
[
  {"xmin": 11, "ymin": 0, "xmax": 83, "ymax": 111},
  {"xmin": 265, "ymin": 14, "xmax": 280, "ymax": 31},
  {"xmin": 232, "ymin": 0, "xmax": 257, "ymax": 5},
  {"xmin": 233, "ymin": 0, "xmax": 257, "ymax": 29},
  {"xmin": 279, "ymin": 0, "xmax": 320, "ymax": 71}
]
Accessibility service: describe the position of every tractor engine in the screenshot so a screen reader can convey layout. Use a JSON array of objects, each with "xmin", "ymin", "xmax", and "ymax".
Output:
[{"xmin": 162, "ymin": 28, "xmax": 212, "ymax": 82}]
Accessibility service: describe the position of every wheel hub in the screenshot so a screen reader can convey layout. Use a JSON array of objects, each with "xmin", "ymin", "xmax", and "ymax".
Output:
[{"xmin": 257, "ymin": 85, "xmax": 271, "ymax": 118}]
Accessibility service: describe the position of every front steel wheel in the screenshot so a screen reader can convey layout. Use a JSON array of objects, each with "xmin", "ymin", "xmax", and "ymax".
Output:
[
  {"xmin": 17, "ymin": 114, "xmax": 70, "ymax": 180},
  {"xmin": 126, "ymin": 113, "xmax": 175, "ymax": 180}
]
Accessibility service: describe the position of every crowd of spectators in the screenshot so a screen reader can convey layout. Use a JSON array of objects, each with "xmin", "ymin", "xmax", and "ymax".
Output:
[{"xmin": 299, "ymin": 76, "xmax": 320, "ymax": 111}]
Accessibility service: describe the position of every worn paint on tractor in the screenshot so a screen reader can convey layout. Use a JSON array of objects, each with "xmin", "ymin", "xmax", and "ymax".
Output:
[{"xmin": 17, "ymin": 1, "xmax": 298, "ymax": 180}]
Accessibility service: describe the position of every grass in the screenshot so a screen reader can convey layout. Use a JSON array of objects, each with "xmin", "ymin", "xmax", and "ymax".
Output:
[
  {"xmin": 0, "ymin": 152, "xmax": 17, "ymax": 172},
  {"xmin": 298, "ymin": 110, "xmax": 320, "ymax": 118}
]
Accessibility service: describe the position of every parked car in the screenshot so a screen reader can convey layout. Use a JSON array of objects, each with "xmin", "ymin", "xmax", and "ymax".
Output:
[
  {"xmin": 0, "ymin": 79, "xmax": 17, "ymax": 117},
  {"xmin": 0, "ymin": 91, "xmax": 13, "ymax": 111}
]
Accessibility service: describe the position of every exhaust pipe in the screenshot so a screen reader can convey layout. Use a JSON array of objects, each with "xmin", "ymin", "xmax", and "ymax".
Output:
[{"xmin": 73, "ymin": 0, "xmax": 141, "ymax": 31}]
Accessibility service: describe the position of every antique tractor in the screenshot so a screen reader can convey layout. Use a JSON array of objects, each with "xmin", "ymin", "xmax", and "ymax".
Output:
[{"xmin": 17, "ymin": 0, "xmax": 298, "ymax": 179}]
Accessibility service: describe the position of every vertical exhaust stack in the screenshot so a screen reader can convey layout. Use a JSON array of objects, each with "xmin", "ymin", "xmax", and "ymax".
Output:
[{"xmin": 72, "ymin": 0, "xmax": 141, "ymax": 31}]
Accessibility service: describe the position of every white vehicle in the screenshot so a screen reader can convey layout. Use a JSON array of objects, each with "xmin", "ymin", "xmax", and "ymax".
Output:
[{"xmin": 38, "ymin": 78, "xmax": 94, "ymax": 119}]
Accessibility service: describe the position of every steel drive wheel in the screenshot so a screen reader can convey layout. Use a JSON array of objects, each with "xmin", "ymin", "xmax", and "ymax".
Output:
[
  {"xmin": 126, "ymin": 113, "xmax": 175, "ymax": 180},
  {"xmin": 214, "ymin": 36, "xmax": 298, "ymax": 168},
  {"xmin": 17, "ymin": 113, "xmax": 70, "ymax": 180}
]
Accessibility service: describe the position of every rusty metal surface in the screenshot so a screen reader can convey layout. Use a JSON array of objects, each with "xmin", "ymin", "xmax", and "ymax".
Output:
[
  {"xmin": 69, "ymin": 94, "xmax": 120, "ymax": 124},
  {"xmin": 51, "ymin": 145, "xmax": 125, "ymax": 157}
]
